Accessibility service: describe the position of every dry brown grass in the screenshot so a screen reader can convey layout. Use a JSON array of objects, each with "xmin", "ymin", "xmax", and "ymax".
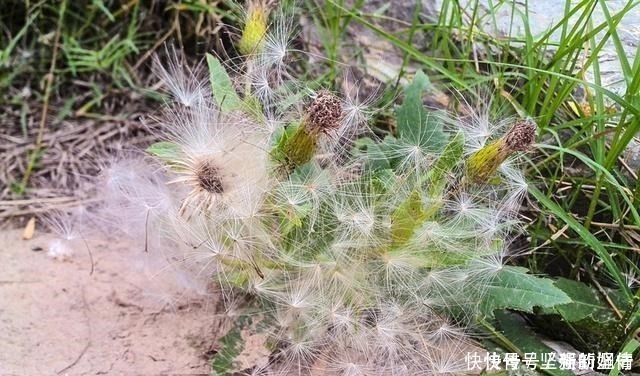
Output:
[{"xmin": 0, "ymin": 94, "xmax": 157, "ymax": 219}]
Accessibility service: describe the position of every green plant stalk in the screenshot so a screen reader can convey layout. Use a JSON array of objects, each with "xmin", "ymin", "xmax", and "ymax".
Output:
[
  {"xmin": 608, "ymin": 338, "xmax": 640, "ymax": 376},
  {"xmin": 479, "ymin": 317, "xmax": 521, "ymax": 353},
  {"xmin": 532, "ymin": 144, "xmax": 640, "ymax": 281},
  {"xmin": 572, "ymin": 17, "xmax": 605, "ymax": 279},
  {"xmin": 392, "ymin": 0, "xmax": 422, "ymax": 92}
]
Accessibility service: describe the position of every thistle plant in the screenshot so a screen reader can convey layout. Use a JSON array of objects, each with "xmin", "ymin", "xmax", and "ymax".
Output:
[{"xmin": 76, "ymin": 2, "xmax": 569, "ymax": 374}]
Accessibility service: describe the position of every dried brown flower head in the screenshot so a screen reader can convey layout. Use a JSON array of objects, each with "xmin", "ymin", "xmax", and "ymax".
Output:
[
  {"xmin": 305, "ymin": 90, "xmax": 343, "ymax": 133},
  {"xmin": 503, "ymin": 119, "xmax": 537, "ymax": 152},
  {"xmin": 196, "ymin": 160, "xmax": 224, "ymax": 194}
]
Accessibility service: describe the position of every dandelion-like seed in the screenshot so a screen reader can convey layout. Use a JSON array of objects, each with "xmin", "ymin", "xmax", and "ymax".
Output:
[{"xmin": 152, "ymin": 46, "xmax": 207, "ymax": 108}]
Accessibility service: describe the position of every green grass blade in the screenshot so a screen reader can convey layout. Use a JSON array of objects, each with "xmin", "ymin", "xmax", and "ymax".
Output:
[{"xmin": 528, "ymin": 185, "xmax": 632, "ymax": 300}]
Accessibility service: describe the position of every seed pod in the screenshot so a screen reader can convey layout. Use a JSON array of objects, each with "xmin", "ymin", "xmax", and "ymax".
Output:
[
  {"xmin": 305, "ymin": 90, "xmax": 344, "ymax": 134},
  {"xmin": 466, "ymin": 118, "xmax": 536, "ymax": 184},
  {"xmin": 196, "ymin": 160, "xmax": 224, "ymax": 194},
  {"xmin": 503, "ymin": 119, "xmax": 536, "ymax": 152},
  {"xmin": 465, "ymin": 140, "xmax": 509, "ymax": 184},
  {"xmin": 279, "ymin": 90, "xmax": 344, "ymax": 172},
  {"xmin": 282, "ymin": 125, "xmax": 318, "ymax": 170}
]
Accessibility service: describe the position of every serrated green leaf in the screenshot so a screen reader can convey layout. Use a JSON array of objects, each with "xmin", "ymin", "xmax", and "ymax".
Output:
[
  {"xmin": 395, "ymin": 70, "xmax": 447, "ymax": 153},
  {"xmin": 543, "ymin": 278, "xmax": 621, "ymax": 323},
  {"xmin": 480, "ymin": 266, "xmax": 572, "ymax": 317},
  {"xmin": 210, "ymin": 314, "xmax": 270, "ymax": 375},
  {"xmin": 270, "ymin": 122, "xmax": 295, "ymax": 164},
  {"xmin": 278, "ymin": 202, "xmax": 313, "ymax": 235},
  {"xmin": 533, "ymin": 279, "xmax": 626, "ymax": 353},
  {"xmin": 354, "ymin": 137, "xmax": 392, "ymax": 171},
  {"xmin": 146, "ymin": 141, "xmax": 181, "ymax": 163},
  {"xmin": 420, "ymin": 132, "xmax": 463, "ymax": 219},
  {"xmin": 206, "ymin": 53, "xmax": 243, "ymax": 113},
  {"xmin": 493, "ymin": 311, "xmax": 574, "ymax": 376},
  {"xmin": 242, "ymin": 93, "xmax": 264, "ymax": 119},
  {"xmin": 417, "ymin": 248, "xmax": 476, "ymax": 267},
  {"xmin": 370, "ymin": 169, "xmax": 397, "ymax": 193}
]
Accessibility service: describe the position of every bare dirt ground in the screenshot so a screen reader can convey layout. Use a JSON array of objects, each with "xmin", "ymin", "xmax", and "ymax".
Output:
[{"xmin": 0, "ymin": 228, "xmax": 219, "ymax": 375}]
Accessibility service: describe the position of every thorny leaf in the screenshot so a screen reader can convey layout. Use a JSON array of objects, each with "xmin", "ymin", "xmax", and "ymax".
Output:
[
  {"xmin": 353, "ymin": 137, "xmax": 392, "ymax": 171},
  {"xmin": 480, "ymin": 266, "xmax": 572, "ymax": 318},
  {"xmin": 533, "ymin": 278, "xmax": 628, "ymax": 353},
  {"xmin": 544, "ymin": 278, "xmax": 624, "ymax": 323},
  {"xmin": 211, "ymin": 317, "xmax": 247, "ymax": 375},
  {"xmin": 211, "ymin": 314, "xmax": 270, "ymax": 375},
  {"xmin": 391, "ymin": 190, "xmax": 427, "ymax": 245},
  {"xmin": 426, "ymin": 132, "xmax": 463, "ymax": 198}
]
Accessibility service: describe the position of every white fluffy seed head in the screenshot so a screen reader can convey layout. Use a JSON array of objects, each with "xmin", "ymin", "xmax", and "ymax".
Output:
[
  {"xmin": 155, "ymin": 107, "xmax": 270, "ymax": 218},
  {"xmin": 82, "ymin": 20, "xmax": 533, "ymax": 373},
  {"xmin": 445, "ymin": 91, "xmax": 514, "ymax": 155},
  {"xmin": 41, "ymin": 210, "xmax": 85, "ymax": 260},
  {"xmin": 152, "ymin": 46, "xmax": 208, "ymax": 108},
  {"xmin": 88, "ymin": 156, "xmax": 176, "ymax": 241}
]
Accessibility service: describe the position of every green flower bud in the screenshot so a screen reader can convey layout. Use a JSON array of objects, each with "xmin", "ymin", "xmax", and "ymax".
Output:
[{"xmin": 238, "ymin": 2, "xmax": 269, "ymax": 55}]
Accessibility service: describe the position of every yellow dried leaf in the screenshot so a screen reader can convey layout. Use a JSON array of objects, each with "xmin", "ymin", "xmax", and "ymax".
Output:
[{"xmin": 22, "ymin": 217, "xmax": 36, "ymax": 240}]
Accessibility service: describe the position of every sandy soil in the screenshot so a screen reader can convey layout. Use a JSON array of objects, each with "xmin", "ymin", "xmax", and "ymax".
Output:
[{"xmin": 0, "ymin": 229, "xmax": 220, "ymax": 375}]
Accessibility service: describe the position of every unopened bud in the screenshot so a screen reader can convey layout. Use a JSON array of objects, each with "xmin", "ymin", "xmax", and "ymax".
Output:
[{"xmin": 238, "ymin": 2, "xmax": 269, "ymax": 55}]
